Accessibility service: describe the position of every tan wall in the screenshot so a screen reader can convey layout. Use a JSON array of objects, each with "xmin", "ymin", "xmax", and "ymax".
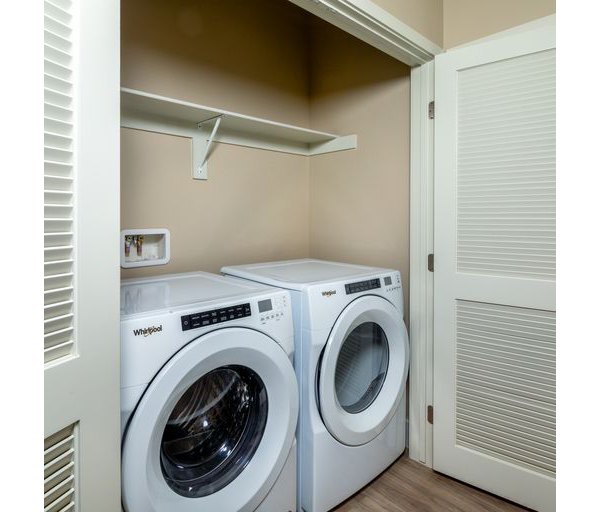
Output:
[
  {"xmin": 121, "ymin": 132, "xmax": 310, "ymax": 277},
  {"xmin": 443, "ymin": 0, "xmax": 556, "ymax": 48},
  {"xmin": 121, "ymin": 0, "xmax": 311, "ymax": 278},
  {"xmin": 308, "ymin": 19, "xmax": 411, "ymax": 317},
  {"xmin": 370, "ymin": 0, "xmax": 443, "ymax": 47},
  {"xmin": 122, "ymin": 0, "xmax": 311, "ymax": 124}
]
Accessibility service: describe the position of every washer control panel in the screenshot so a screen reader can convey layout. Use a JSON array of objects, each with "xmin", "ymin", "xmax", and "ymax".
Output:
[
  {"xmin": 258, "ymin": 294, "xmax": 288, "ymax": 325},
  {"xmin": 181, "ymin": 302, "xmax": 251, "ymax": 331}
]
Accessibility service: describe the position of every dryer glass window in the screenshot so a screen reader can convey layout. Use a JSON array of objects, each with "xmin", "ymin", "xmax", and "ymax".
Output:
[
  {"xmin": 160, "ymin": 365, "xmax": 268, "ymax": 498},
  {"xmin": 335, "ymin": 322, "xmax": 389, "ymax": 414}
]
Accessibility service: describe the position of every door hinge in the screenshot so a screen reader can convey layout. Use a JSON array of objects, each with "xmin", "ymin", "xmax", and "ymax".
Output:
[
  {"xmin": 427, "ymin": 405, "xmax": 434, "ymax": 424},
  {"xmin": 428, "ymin": 100, "xmax": 435, "ymax": 119},
  {"xmin": 427, "ymin": 253, "xmax": 434, "ymax": 272}
]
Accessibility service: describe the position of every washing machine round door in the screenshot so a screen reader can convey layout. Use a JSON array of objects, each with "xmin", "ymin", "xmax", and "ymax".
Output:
[
  {"xmin": 318, "ymin": 295, "xmax": 408, "ymax": 446},
  {"xmin": 122, "ymin": 327, "xmax": 298, "ymax": 512}
]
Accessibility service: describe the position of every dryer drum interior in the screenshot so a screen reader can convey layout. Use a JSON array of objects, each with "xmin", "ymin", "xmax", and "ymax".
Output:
[{"xmin": 160, "ymin": 365, "xmax": 268, "ymax": 498}]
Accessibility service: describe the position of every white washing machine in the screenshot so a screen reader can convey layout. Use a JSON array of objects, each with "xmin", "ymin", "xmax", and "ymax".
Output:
[
  {"xmin": 222, "ymin": 259, "xmax": 409, "ymax": 512},
  {"xmin": 120, "ymin": 271, "xmax": 299, "ymax": 512}
]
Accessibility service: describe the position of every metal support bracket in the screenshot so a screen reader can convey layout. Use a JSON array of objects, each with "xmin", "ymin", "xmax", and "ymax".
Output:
[{"xmin": 192, "ymin": 116, "xmax": 222, "ymax": 180}]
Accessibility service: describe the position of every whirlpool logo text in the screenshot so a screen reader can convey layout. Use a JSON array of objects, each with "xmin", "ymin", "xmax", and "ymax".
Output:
[{"xmin": 133, "ymin": 325, "xmax": 163, "ymax": 337}]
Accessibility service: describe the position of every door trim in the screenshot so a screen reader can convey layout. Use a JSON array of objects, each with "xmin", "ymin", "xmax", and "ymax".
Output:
[
  {"xmin": 408, "ymin": 60, "xmax": 435, "ymax": 467},
  {"xmin": 288, "ymin": 0, "xmax": 441, "ymax": 66}
]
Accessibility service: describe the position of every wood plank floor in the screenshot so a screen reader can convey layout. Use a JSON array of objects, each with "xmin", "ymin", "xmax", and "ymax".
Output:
[{"xmin": 333, "ymin": 455, "xmax": 528, "ymax": 512}]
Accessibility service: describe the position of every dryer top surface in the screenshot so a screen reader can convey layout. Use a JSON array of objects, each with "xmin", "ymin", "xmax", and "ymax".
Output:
[
  {"xmin": 221, "ymin": 259, "xmax": 396, "ymax": 291},
  {"xmin": 120, "ymin": 271, "xmax": 274, "ymax": 318}
]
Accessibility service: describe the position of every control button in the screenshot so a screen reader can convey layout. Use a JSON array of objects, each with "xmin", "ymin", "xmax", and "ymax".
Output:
[
  {"xmin": 184, "ymin": 302, "xmax": 251, "ymax": 330},
  {"xmin": 181, "ymin": 316, "xmax": 191, "ymax": 331}
]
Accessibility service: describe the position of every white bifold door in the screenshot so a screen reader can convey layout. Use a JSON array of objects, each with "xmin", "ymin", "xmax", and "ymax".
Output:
[
  {"xmin": 433, "ymin": 18, "xmax": 555, "ymax": 512},
  {"xmin": 44, "ymin": 1, "xmax": 120, "ymax": 510}
]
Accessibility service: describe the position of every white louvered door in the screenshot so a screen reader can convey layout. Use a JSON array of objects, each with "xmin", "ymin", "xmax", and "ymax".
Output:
[
  {"xmin": 433, "ymin": 18, "xmax": 555, "ymax": 512},
  {"xmin": 45, "ymin": 0, "xmax": 76, "ymax": 364},
  {"xmin": 44, "ymin": 0, "xmax": 120, "ymax": 510}
]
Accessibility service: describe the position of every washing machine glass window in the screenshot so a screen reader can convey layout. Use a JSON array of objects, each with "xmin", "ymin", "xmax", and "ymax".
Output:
[
  {"xmin": 334, "ymin": 322, "xmax": 389, "ymax": 414},
  {"xmin": 160, "ymin": 365, "xmax": 268, "ymax": 498}
]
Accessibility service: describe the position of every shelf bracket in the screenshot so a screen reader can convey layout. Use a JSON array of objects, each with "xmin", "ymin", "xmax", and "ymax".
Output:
[{"xmin": 192, "ymin": 116, "xmax": 222, "ymax": 180}]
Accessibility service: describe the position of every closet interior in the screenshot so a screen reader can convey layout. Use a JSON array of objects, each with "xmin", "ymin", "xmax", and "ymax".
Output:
[{"xmin": 120, "ymin": 0, "xmax": 411, "ymax": 315}]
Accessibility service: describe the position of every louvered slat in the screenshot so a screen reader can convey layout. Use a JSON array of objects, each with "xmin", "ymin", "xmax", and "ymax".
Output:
[
  {"xmin": 44, "ymin": 424, "xmax": 77, "ymax": 512},
  {"xmin": 456, "ymin": 300, "xmax": 556, "ymax": 476},
  {"xmin": 44, "ymin": 160, "xmax": 73, "ymax": 177},
  {"xmin": 456, "ymin": 49, "xmax": 556, "ymax": 279},
  {"xmin": 45, "ymin": 0, "xmax": 74, "ymax": 364}
]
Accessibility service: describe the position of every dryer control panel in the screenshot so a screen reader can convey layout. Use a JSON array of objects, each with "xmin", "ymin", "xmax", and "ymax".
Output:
[
  {"xmin": 345, "ymin": 278, "xmax": 381, "ymax": 295},
  {"xmin": 384, "ymin": 273, "xmax": 402, "ymax": 294},
  {"xmin": 181, "ymin": 303, "xmax": 251, "ymax": 331}
]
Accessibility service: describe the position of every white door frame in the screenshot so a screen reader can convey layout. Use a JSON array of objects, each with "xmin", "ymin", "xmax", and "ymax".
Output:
[
  {"xmin": 288, "ymin": 0, "xmax": 442, "ymax": 65},
  {"xmin": 409, "ymin": 61, "xmax": 435, "ymax": 466}
]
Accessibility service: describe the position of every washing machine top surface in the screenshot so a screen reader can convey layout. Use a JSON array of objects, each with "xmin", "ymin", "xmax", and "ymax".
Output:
[
  {"xmin": 221, "ymin": 259, "xmax": 395, "ymax": 291},
  {"xmin": 121, "ymin": 271, "xmax": 274, "ymax": 318}
]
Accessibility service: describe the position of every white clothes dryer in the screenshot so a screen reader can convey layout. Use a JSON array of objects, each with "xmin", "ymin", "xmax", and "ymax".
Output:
[
  {"xmin": 222, "ymin": 259, "xmax": 409, "ymax": 512},
  {"xmin": 120, "ymin": 272, "xmax": 298, "ymax": 512}
]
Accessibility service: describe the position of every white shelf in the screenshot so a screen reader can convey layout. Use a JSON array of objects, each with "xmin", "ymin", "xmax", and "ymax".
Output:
[{"xmin": 121, "ymin": 88, "xmax": 357, "ymax": 176}]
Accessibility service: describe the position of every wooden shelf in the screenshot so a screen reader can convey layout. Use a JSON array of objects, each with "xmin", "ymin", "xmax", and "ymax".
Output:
[{"xmin": 121, "ymin": 88, "xmax": 357, "ymax": 157}]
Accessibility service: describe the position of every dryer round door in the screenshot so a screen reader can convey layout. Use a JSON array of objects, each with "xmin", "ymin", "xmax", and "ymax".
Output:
[
  {"xmin": 122, "ymin": 328, "xmax": 298, "ymax": 512},
  {"xmin": 318, "ymin": 296, "xmax": 409, "ymax": 446}
]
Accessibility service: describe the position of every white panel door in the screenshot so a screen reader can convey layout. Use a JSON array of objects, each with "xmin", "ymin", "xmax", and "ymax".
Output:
[
  {"xmin": 433, "ymin": 19, "xmax": 555, "ymax": 512},
  {"xmin": 44, "ymin": 0, "xmax": 120, "ymax": 510}
]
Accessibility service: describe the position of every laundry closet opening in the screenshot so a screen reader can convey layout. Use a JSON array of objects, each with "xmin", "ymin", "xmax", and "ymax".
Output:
[{"xmin": 120, "ymin": 0, "xmax": 411, "ymax": 318}]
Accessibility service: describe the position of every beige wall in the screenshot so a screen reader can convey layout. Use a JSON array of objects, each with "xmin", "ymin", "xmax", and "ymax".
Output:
[
  {"xmin": 443, "ymin": 0, "xmax": 556, "ymax": 48},
  {"xmin": 367, "ymin": 0, "xmax": 554, "ymax": 49},
  {"xmin": 121, "ymin": 132, "xmax": 310, "ymax": 277},
  {"xmin": 121, "ymin": 0, "xmax": 312, "ymax": 278},
  {"xmin": 308, "ymin": 19, "xmax": 411, "ymax": 316},
  {"xmin": 370, "ymin": 0, "xmax": 443, "ymax": 47},
  {"xmin": 122, "ymin": 0, "xmax": 311, "ymax": 125}
]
